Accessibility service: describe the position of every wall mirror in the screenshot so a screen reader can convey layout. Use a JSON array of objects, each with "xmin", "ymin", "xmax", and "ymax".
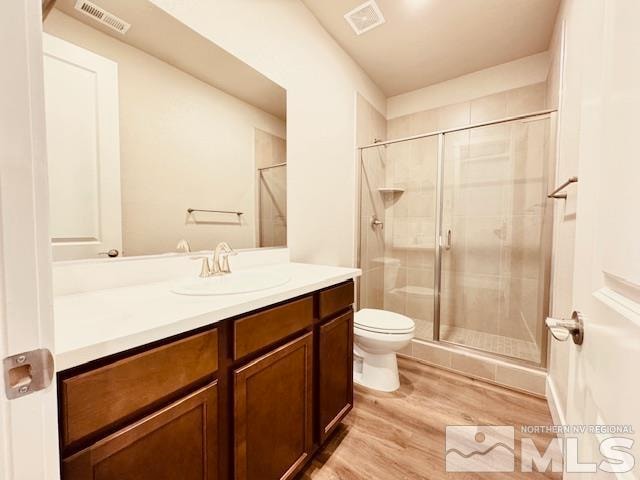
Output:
[{"xmin": 43, "ymin": 0, "xmax": 287, "ymax": 261}]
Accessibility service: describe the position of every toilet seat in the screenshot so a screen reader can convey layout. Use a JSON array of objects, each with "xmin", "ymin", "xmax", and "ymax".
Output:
[{"xmin": 355, "ymin": 308, "xmax": 415, "ymax": 335}]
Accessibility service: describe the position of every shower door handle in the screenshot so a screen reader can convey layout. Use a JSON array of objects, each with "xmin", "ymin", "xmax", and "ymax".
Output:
[{"xmin": 441, "ymin": 229, "xmax": 452, "ymax": 250}]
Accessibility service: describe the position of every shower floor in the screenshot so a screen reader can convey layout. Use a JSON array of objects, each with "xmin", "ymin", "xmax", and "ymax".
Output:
[{"xmin": 414, "ymin": 320, "xmax": 540, "ymax": 363}]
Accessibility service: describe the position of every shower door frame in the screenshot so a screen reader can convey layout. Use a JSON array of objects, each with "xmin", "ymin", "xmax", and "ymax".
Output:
[
  {"xmin": 257, "ymin": 162, "xmax": 287, "ymax": 248},
  {"xmin": 358, "ymin": 108, "xmax": 557, "ymax": 368}
]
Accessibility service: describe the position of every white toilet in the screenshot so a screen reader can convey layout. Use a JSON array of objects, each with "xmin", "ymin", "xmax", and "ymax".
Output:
[{"xmin": 353, "ymin": 308, "xmax": 415, "ymax": 392}]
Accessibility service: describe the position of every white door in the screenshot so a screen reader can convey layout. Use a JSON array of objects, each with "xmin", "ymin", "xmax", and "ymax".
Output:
[
  {"xmin": 43, "ymin": 33, "xmax": 122, "ymax": 261},
  {"xmin": 0, "ymin": 1, "xmax": 59, "ymax": 479},
  {"xmin": 562, "ymin": 0, "xmax": 640, "ymax": 477}
]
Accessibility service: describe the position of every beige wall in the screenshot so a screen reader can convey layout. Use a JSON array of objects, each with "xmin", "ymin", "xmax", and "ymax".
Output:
[
  {"xmin": 44, "ymin": 10, "xmax": 285, "ymax": 256},
  {"xmin": 387, "ymin": 52, "xmax": 551, "ymax": 120},
  {"xmin": 150, "ymin": 0, "xmax": 386, "ymax": 267}
]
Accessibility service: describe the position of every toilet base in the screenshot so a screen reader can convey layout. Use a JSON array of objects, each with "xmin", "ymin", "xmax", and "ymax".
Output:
[{"xmin": 353, "ymin": 345, "xmax": 400, "ymax": 392}]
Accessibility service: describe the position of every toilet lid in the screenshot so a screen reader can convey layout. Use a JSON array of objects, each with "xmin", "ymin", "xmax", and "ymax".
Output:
[{"xmin": 355, "ymin": 308, "xmax": 415, "ymax": 334}]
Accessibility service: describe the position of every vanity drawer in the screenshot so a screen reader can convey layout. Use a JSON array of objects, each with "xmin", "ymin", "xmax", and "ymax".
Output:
[
  {"xmin": 318, "ymin": 281, "xmax": 354, "ymax": 319},
  {"xmin": 61, "ymin": 328, "xmax": 218, "ymax": 449},
  {"xmin": 234, "ymin": 296, "xmax": 313, "ymax": 360}
]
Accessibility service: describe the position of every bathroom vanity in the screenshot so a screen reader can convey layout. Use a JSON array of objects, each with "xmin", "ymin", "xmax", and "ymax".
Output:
[
  {"xmin": 54, "ymin": 261, "xmax": 356, "ymax": 480},
  {"xmin": 41, "ymin": 4, "xmax": 357, "ymax": 476}
]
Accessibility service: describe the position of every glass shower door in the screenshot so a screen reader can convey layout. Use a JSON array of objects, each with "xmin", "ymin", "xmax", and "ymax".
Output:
[
  {"xmin": 438, "ymin": 114, "xmax": 554, "ymax": 364},
  {"xmin": 359, "ymin": 136, "xmax": 439, "ymax": 341},
  {"xmin": 258, "ymin": 164, "xmax": 287, "ymax": 247}
]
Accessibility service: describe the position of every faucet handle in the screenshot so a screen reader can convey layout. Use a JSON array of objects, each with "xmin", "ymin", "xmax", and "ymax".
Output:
[
  {"xmin": 190, "ymin": 256, "xmax": 211, "ymax": 278},
  {"xmin": 176, "ymin": 239, "xmax": 191, "ymax": 253},
  {"xmin": 220, "ymin": 249, "xmax": 237, "ymax": 273}
]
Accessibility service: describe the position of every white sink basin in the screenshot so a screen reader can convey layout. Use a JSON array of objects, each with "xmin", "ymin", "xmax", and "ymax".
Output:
[{"xmin": 171, "ymin": 270, "xmax": 290, "ymax": 296}]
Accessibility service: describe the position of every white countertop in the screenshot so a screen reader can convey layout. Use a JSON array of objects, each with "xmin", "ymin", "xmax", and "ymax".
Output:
[{"xmin": 54, "ymin": 262, "xmax": 360, "ymax": 371}]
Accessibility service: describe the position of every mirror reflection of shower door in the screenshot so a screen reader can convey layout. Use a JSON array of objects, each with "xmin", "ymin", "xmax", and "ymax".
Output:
[
  {"xmin": 359, "ymin": 136, "xmax": 439, "ymax": 341},
  {"xmin": 439, "ymin": 115, "xmax": 553, "ymax": 364},
  {"xmin": 258, "ymin": 164, "xmax": 287, "ymax": 247}
]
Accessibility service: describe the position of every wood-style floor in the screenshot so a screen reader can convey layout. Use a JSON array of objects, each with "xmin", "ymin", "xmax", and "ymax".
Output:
[{"xmin": 301, "ymin": 357, "xmax": 561, "ymax": 480}]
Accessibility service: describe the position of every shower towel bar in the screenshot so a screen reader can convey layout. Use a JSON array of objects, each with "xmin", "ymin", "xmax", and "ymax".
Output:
[
  {"xmin": 187, "ymin": 208, "xmax": 243, "ymax": 216},
  {"xmin": 548, "ymin": 176, "xmax": 578, "ymax": 199}
]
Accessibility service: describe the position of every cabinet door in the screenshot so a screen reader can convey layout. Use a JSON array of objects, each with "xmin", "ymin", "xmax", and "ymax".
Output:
[
  {"xmin": 318, "ymin": 311, "xmax": 353, "ymax": 442},
  {"xmin": 63, "ymin": 382, "xmax": 218, "ymax": 480},
  {"xmin": 234, "ymin": 333, "xmax": 313, "ymax": 480}
]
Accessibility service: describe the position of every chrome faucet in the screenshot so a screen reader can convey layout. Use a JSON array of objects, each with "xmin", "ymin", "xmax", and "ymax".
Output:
[{"xmin": 211, "ymin": 242, "xmax": 237, "ymax": 275}]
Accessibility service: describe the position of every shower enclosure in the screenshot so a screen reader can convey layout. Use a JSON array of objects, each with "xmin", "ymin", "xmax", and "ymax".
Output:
[{"xmin": 358, "ymin": 111, "xmax": 555, "ymax": 366}]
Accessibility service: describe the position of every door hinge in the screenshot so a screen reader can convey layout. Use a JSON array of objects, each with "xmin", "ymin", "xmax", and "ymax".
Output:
[{"xmin": 3, "ymin": 348, "xmax": 54, "ymax": 400}]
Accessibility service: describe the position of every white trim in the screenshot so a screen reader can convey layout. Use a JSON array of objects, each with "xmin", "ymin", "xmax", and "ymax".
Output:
[
  {"xmin": 594, "ymin": 286, "xmax": 640, "ymax": 324},
  {"xmin": 0, "ymin": 1, "xmax": 59, "ymax": 478},
  {"xmin": 547, "ymin": 373, "xmax": 635, "ymax": 480},
  {"xmin": 545, "ymin": 375, "xmax": 566, "ymax": 430}
]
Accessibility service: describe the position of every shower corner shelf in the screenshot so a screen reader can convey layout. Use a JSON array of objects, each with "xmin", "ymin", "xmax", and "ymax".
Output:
[
  {"xmin": 389, "ymin": 285, "xmax": 434, "ymax": 298},
  {"xmin": 377, "ymin": 187, "xmax": 405, "ymax": 194}
]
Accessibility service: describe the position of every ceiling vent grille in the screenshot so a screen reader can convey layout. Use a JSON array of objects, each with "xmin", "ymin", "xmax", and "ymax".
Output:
[
  {"xmin": 74, "ymin": 0, "xmax": 131, "ymax": 34},
  {"xmin": 344, "ymin": 0, "xmax": 385, "ymax": 36}
]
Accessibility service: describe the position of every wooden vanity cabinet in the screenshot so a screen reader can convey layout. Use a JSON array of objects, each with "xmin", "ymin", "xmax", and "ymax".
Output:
[
  {"xmin": 234, "ymin": 333, "xmax": 313, "ymax": 480},
  {"xmin": 60, "ymin": 329, "xmax": 219, "ymax": 450},
  {"xmin": 317, "ymin": 311, "xmax": 353, "ymax": 443},
  {"xmin": 58, "ymin": 280, "xmax": 354, "ymax": 480},
  {"xmin": 316, "ymin": 281, "xmax": 355, "ymax": 443},
  {"xmin": 63, "ymin": 382, "xmax": 218, "ymax": 480}
]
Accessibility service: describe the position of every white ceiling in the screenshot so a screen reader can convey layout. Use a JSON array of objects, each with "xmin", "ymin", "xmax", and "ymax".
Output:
[
  {"xmin": 302, "ymin": 0, "xmax": 560, "ymax": 97},
  {"xmin": 52, "ymin": 0, "xmax": 286, "ymax": 119}
]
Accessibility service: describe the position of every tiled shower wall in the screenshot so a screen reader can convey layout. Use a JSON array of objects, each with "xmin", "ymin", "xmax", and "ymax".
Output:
[
  {"xmin": 382, "ymin": 136, "xmax": 438, "ymax": 339},
  {"xmin": 356, "ymin": 94, "xmax": 387, "ymax": 311}
]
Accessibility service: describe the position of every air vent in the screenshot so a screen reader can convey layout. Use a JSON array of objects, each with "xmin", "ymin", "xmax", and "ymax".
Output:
[
  {"xmin": 344, "ymin": 0, "xmax": 385, "ymax": 36},
  {"xmin": 74, "ymin": 0, "xmax": 131, "ymax": 34}
]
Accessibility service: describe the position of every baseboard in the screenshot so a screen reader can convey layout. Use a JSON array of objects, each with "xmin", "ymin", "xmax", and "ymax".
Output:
[{"xmin": 545, "ymin": 375, "xmax": 566, "ymax": 429}]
